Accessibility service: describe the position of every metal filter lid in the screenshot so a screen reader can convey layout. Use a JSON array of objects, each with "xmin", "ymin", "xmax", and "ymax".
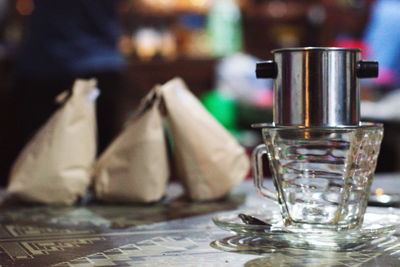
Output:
[{"xmin": 256, "ymin": 47, "xmax": 378, "ymax": 127}]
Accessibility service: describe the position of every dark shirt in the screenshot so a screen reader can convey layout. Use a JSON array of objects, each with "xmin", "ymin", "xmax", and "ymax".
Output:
[{"xmin": 15, "ymin": 0, "xmax": 124, "ymax": 79}]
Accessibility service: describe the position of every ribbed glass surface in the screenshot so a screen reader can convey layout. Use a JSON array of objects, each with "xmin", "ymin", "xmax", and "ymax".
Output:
[{"xmin": 261, "ymin": 123, "xmax": 383, "ymax": 230}]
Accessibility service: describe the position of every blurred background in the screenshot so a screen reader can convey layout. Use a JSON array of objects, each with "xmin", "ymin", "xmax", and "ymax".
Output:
[{"xmin": 1, "ymin": 0, "xmax": 400, "ymax": 185}]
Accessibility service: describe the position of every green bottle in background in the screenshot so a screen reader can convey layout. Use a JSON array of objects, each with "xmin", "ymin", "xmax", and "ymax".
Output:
[
  {"xmin": 207, "ymin": 0, "xmax": 243, "ymax": 57},
  {"xmin": 201, "ymin": 89, "xmax": 237, "ymax": 134}
]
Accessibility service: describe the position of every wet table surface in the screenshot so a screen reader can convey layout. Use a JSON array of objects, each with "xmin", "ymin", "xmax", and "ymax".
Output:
[{"xmin": 1, "ymin": 174, "xmax": 400, "ymax": 267}]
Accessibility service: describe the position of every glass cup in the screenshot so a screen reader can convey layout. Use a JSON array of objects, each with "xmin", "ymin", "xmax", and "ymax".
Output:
[{"xmin": 252, "ymin": 123, "xmax": 384, "ymax": 231}]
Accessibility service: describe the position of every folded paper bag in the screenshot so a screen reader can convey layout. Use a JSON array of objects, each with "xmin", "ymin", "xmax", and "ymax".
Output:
[
  {"xmin": 161, "ymin": 78, "xmax": 250, "ymax": 201},
  {"xmin": 94, "ymin": 87, "xmax": 169, "ymax": 203},
  {"xmin": 7, "ymin": 79, "xmax": 98, "ymax": 205}
]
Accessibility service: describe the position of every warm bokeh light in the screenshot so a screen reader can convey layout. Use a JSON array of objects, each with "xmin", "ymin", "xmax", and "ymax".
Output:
[
  {"xmin": 140, "ymin": 0, "xmax": 212, "ymax": 13},
  {"xmin": 16, "ymin": 0, "xmax": 34, "ymax": 16},
  {"xmin": 375, "ymin": 188, "xmax": 385, "ymax": 196}
]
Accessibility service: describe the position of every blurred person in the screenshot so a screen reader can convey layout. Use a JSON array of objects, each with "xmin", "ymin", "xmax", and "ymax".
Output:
[
  {"xmin": 361, "ymin": 0, "xmax": 400, "ymax": 173},
  {"xmin": 6, "ymin": 0, "xmax": 126, "ymax": 183},
  {"xmin": 363, "ymin": 0, "xmax": 400, "ymax": 97}
]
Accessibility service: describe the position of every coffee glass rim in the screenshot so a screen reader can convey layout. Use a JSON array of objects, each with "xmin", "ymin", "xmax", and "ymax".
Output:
[{"xmin": 251, "ymin": 122, "xmax": 383, "ymax": 130}]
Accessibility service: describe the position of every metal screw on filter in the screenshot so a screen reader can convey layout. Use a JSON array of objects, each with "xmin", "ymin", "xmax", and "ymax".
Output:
[{"xmin": 256, "ymin": 47, "xmax": 379, "ymax": 127}]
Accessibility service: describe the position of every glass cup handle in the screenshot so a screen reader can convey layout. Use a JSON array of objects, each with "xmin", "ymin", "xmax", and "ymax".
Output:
[{"xmin": 252, "ymin": 144, "xmax": 277, "ymax": 201}]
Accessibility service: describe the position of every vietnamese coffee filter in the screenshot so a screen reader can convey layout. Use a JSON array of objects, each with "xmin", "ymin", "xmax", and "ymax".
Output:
[
  {"xmin": 7, "ymin": 79, "xmax": 98, "ymax": 205},
  {"xmin": 160, "ymin": 78, "xmax": 250, "ymax": 201},
  {"xmin": 94, "ymin": 87, "xmax": 169, "ymax": 203}
]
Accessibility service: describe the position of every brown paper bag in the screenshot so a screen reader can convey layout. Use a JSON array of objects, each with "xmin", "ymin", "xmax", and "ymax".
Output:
[
  {"xmin": 7, "ymin": 79, "xmax": 98, "ymax": 205},
  {"xmin": 161, "ymin": 78, "xmax": 250, "ymax": 201},
  {"xmin": 94, "ymin": 87, "xmax": 169, "ymax": 203}
]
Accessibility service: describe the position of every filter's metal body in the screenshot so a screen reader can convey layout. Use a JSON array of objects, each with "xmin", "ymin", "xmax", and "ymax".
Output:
[{"xmin": 256, "ymin": 47, "xmax": 378, "ymax": 127}]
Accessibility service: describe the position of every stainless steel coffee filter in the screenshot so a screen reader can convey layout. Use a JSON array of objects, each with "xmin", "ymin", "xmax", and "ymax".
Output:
[{"xmin": 256, "ymin": 47, "xmax": 378, "ymax": 127}]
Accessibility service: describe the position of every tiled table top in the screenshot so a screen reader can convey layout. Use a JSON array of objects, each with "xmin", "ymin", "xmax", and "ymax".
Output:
[{"xmin": 0, "ymin": 175, "xmax": 400, "ymax": 267}]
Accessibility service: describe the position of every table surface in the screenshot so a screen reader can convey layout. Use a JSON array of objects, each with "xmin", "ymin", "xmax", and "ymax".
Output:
[{"xmin": 1, "ymin": 174, "xmax": 400, "ymax": 267}]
